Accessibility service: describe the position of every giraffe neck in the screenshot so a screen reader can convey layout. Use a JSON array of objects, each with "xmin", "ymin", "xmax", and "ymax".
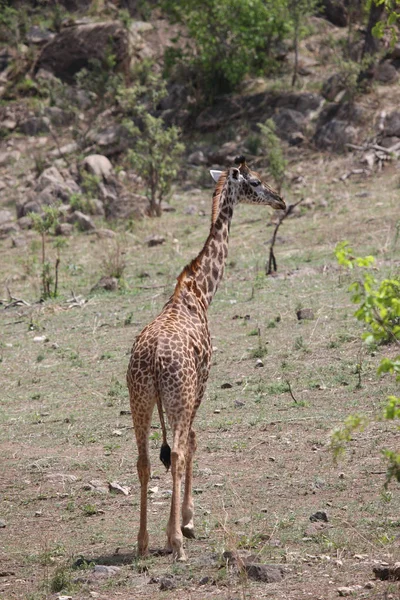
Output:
[{"xmin": 174, "ymin": 176, "xmax": 235, "ymax": 309}]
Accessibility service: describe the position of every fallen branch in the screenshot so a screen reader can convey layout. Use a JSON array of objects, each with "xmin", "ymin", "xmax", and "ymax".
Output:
[{"xmin": 266, "ymin": 197, "xmax": 305, "ymax": 275}]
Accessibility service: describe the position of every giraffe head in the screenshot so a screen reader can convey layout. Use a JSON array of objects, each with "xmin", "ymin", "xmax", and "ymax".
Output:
[{"xmin": 210, "ymin": 155, "xmax": 286, "ymax": 211}]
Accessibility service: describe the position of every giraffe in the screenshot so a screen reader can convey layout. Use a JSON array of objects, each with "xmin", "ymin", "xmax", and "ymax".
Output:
[{"xmin": 127, "ymin": 156, "xmax": 285, "ymax": 561}]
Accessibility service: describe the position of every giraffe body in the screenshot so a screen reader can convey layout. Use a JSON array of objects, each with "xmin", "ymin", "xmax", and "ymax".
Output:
[{"xmin": 127, "ymin": 157, "xmax": 285, "ymax": 560}]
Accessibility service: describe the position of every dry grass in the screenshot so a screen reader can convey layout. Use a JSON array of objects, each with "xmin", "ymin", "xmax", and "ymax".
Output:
[{"xmin": 1, "ymin": 152, "xmax": 399, "ymax": 600}]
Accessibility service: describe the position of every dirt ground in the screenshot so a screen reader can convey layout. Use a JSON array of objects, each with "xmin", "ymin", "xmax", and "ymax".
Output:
[{"xmin": 1, "ymin": 151, "xmax": 400, "ymax": 600}]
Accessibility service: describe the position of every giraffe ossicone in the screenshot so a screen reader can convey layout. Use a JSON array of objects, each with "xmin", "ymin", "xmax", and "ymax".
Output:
[{"xmin": 127, "ymin": 157, "xmax": 285, "ymax": 561}]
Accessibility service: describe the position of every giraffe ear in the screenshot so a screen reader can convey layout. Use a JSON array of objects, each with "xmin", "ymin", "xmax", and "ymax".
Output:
[{"xmin": 210, "ymin": 170, "xmax": 223, "ymax": 183}]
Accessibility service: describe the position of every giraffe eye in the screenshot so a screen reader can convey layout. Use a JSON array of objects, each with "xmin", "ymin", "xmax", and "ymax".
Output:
[{"xmin": 250, "ymin": 180, "xmax": 260, "ymax": 187}]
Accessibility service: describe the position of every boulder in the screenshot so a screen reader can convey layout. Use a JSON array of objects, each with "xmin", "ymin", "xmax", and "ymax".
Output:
[
  {"xmin": 36, "ymin": 166, "xmax": 64, "ymax": 191},
  {"xmin": 44, "ymin": 106, "xmax": 75, "ymax": 126},
  {"xmin": 55, "ymin": 222, "xmax": 74, "ymax": 236},
  {"xmin": 320, "ymin": 0, "xmax": 348, "ymax": 27},
  {"xmin": 0, "ymin": 151, "xmax": 21, "ymax": 167},
  {"xmin": 272, "ymin": 108, "xmax": 306, "ymax": 141},
  {"xmin": 321, "ymin": 73, "xmax": 345, "ymax": 101},
  {"xmin": 0, "ymin": 209, "xmax": 13, "ymax": 225},
  {"xmin": 384, "ymin": 112, "xmax": 400, "ymax": 137},
  {"xmin": 314, "ymin": 119, "xmax": 358, "ymax": 152},
  {"xmin": 195, "ymin": 91, "xmax": 322, "ymax": 132},
  {"xmin": 35, "ymin": 21, "xmax": 130, "ymax": 82},
  {"xmin": 82, "ymin": 154, "xmax": 113, "ymax": 181},
  {"xmin": 18, "ymin": 117, "xmax": 50, "ymax": 135},
  {"xmin": 26, "ymin": 26, "xmax": 55, "ymax": 45},
  {"xmin": 89, "ymin": 125, "xmax": 132, "ymax": 155},
  {"xmin": 67, "ymin": 210, "xmax": 96, "ymax": 231},
  {"xmin": 187, "ymin": 150, "xmax": 207, "ymax": 166},
  {"xmin": 0, "ymin": 222, "xmax": 18, "ymax": 238},
  {"xmin": 374, "ymin": 60, "xmax": 398, "ymax": 84}
]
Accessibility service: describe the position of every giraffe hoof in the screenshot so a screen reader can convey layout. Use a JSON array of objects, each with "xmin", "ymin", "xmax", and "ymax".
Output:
[{"xmin": 181, "ymin": 525, "xmax": 196, "ymax": 539}]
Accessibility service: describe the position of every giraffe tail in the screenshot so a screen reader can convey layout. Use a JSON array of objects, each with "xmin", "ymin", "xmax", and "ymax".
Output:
[{"xmin": 156, "ymin": 396, "xmax": 171, "ymax": 471}]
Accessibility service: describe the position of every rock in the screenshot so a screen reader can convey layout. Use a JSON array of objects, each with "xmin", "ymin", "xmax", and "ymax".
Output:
[
  {"xmin": 0, "ymin": 209, "xmax": 13, "ymax": 225},
  {"xmin": 384, "ymin": 112, "xmax": 400, "ymax": 137},
  {"xmin": 91, "ymin": 276, "xmax": 118, "ymax": 292},
  {"xmin": 55, "ymin": 223, "xmax": 74, "ymax": 236},
  {"xmin": 0, "ymin": 223, "xmax": 18, "ymax": 238},
  {"xmin": 373, "ymin": 563, "xmax": 400, "ymax": 581},
  {"xmin": 17, "ymin": 216, "xmax": 33, "ymax": 229},
  {"xmin": 11, "ymin": 235, "xmax": 27, "ymax": 248},
  {"xmin": 96, "ymin": 228, "xmax": 116, "ymax": 239},
  {"xmin": 255, "ymin": 359, "xmax": 264, "ymax": 368},
  {"xmin": 234, "ymin": 400, "xmax": 245, "ymax": 408},
  {"xmin": 92, "ymin": 565, "xmax": 121, "ymax": 578},
  {"xmin": 82, "ymin": 154, "xmax": 113, "ymax": 181},
  {"xmin": 272, "ymin": 108, "xmax": 306, "ymax": 141},
  {"xmin": 320, "ymin": 0, "xmax": 348, "ymax": 27},
  {"xmin": 199, "ymin": 576, "xmax": 211, "ymax": 585},
  {"xmin": 19, "ymin": 117, "xmax": 50, "ymax": 135},
  {"xmin": 67, "ymin": 211, "xmax": 95, "ymax": 231},
  {"xmin": 49, "ymin": 142, "xmax": 79, "ymax": 158},
  {"xmin": 374, "ymin": 60, "xmax": 398, "ymax": 84},
  {"xmin": 36, "ymin": 166, "xmax": 64, "ymax": 191},
  {"xmin": 0, "ymin": 151, "xmax": 21, "ymax": 167},
  {"xmin": 304, "ymin": 521, "xmax": 329, "ymax": 537},
  {"xmin": 379, "ymin": 136, "xmax": 400, "ymax": 148},
  {"xmin": 108, "ymin": 481, "xmax": 130, "ymax": 495},
  {"xmin": 310, "ymin": 510, "xmax": 329, "ymax": 522},
  {"xmin": 26, "ymin": 26, "xmax": 55, "ymax": 45},
  {"xmin": 84, "ymin": 480, "xmax": 108, "ymax": 495},
  {"xmin": 0, "ymin": 520, "xmax": 6, "ymax": 528},
  {"xmin": 289, "ymin": 131, "xmax": 305, "ymax": 146},
  {"xmin": 188, "ymin": 150, "xmax": 207, "ymax": 165},
  {"xmin": 321, "ymin": 73, "xmax": 346, "ymax": 101},
  {"xmin": 90, "ymin": 125, "xmax": 131, "ymax": 154},
  {"xmin": 314, "ymin": 119, "xmax": 358, "ymax": 152},
  {"xmin": 145, "ymin": 235, "xmax": 165, "ymax": 247},
  {"xmin": 296, "ymin": 308, "xmax": 315, "ymax": 320},
  {"xmin": 35, "ymin": 21, "xmax": 130, "ymax": 82},
  {"xmin": 159, "ymin": 577, "xmax": 176, "ymax": 591},
  {"xmin": 244, "ymin": 563, "xmax": 284, "ymax": 583},
  {"xmin": 195, "ymin": 91, "xmax": 323, "ymax": 132},
  {"xmin": 2, "ymin": 118, "xmax": 16, "ymax": 130},
  {"xmin": 44, "ymin": 106, "xmax": 74, "ymax": 126},
  {"xmin": 337, "ymin": 587, "xmax": 354, "ymax": 597}
]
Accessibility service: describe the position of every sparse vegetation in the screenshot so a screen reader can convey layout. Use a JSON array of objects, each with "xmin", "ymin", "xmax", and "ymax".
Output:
[{"xmin": 1, "ymin": 1, "xmax": 400, "ymax": 598}]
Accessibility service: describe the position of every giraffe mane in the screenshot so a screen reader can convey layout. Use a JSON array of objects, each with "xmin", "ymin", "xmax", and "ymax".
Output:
[
  {"xmin": 211, "ymin": 170, "xmax": 228, "ymax": 225},
  {"xmin": 173, "ymin": 170, "xmax": 228, "ymax": 299}
]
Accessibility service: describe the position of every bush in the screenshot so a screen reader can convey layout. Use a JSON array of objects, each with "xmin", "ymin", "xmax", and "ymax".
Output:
[
  {"xmin": 332, "ymin": 242, "xmax": 400, "ymax": 486},
  {"xmin": 162, "ymin": 0, "xmax": 289, "ymax": 102}
]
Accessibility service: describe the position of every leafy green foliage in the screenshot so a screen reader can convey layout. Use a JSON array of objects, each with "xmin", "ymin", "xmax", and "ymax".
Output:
[
  {"xmin": 29, "ymin": 205, "xmax": 64, "ymax": 299},
  {"xmin": 118, "ymin": 65, "xmax": 184, "ymax": 217},
  {"xmin": 127, "ymin": 115, "xmax": 184, "ymax": 216},
  {"xmin": 333, "ymin": 241, "xmax": 400, "ymax": 486},
  {"xmin": 162, "ymin": 0, "xmax": 289, "ymax": 101},
  {"xmin": 335, "ymin": 241, "xmax": 400, "ymax": 346},
  {"xmin": 330, "ymin": 414, "xmax": 367, "ymax": 460},
  {"xmin": 371, "ymin": 0, "xmax": 400, "ymax": 45}
]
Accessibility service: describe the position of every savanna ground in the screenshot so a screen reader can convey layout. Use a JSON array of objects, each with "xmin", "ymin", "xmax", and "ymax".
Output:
[{"xmin": 1, "ymin": 148, "xmax": 400, "ymax": 600}]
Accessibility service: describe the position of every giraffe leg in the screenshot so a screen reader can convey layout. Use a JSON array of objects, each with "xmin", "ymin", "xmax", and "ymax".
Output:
[
  {"xmin": 131, "ymin": 402, "xmax": 153, "ymax": 556},
  {"xmin": 166, "ymin": 427, "xmax": 189, "ymax": 561},
  {"xmin": 181, "ymin": 428, "xmax": 196, "ymax": 540}
]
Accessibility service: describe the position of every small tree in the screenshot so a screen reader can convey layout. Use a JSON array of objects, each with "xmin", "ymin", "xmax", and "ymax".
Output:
[
  {"xmin": 287, "ymin": 0, "xmax": 318, "ymax": 87},
  {"xmin": 258, "ymin": 118, "xmax": 287, "ymax": 194},
  {"xmin": 127, "ymin": 115, "xmax": 184, "ymax": 217},
  {"xmin": 117, "ymin": 65, "xmax": 185, "ymax": 217},
  {"xmin": 29, "ymin": 205, "xmax": 64, "ymax": 299}
]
